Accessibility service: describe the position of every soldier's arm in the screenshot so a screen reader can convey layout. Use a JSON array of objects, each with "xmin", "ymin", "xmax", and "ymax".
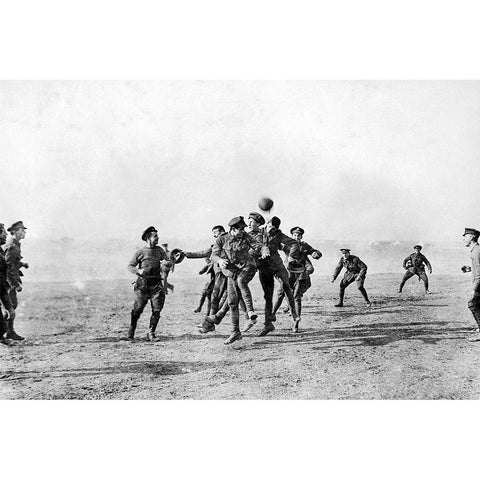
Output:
[
  {"xmin": 4, "ymin": 246, "xmax": 20, "ymax": 288},
  {"xmin": 184, "ymin": 247, "xmax": 213, "ymax": 259},
  {"xmin": 211, "ymin": 237, "xmax": 225, "ymax": 265},
  {"xmin": 402, "ymin": 255, "xmax": 410, "ymax": 269},
  {"xmin": 332, "ymin": 259, "xmax": 343, "ymax": 281},
  {"xmin": 302, "ymin": 241, "xmax": 322, "ymax": 259},
  {"xmin": 473, "ymin": 251, "xmax": 480, "ymax": 293},
  {"xmin": 127, "ymin": 250, "xmax": 142, "ymax": 275},
  {"xmin": 245, "ymin": 232, "xmax": 263, "ymax": 256},
  {"xmin": 422, "ymin": 255, "xmax": 432, "ymax": 273},
  {"xmin": 357, "ymin": 258, "xmax": 368, "ymax": 277}
]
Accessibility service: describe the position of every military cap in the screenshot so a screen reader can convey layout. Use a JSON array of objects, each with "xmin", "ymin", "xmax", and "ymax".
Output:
[
  {"xmin": 228, "ymin": 216, "xmax": 247, "ymax": 229},
  {"xmin": 290, "ymin": 226, "xmax": 305, "ymax": 235},
  {"xmin": 340, "ymin": 248, "xmax": 351, "ymax": 252},
  {"xmin": 413, "ymin": 244, "xmax": 423, "ymax": 250},
  {"xmin": 170, "ymin": 248, "xmax": 186, "ymax": 264},
  {"xmin": 141, "ymin": 226, "xmax": 158, "ymax": 241},
  {"xmin": 7, "ymin": 221, "xmax": 27, "ymax": 232},
  {"xmin": 463, "ymin": 227, "xmax": 480, "ymax": 237},
  {"xmin": 248, "ymin": 212, "xmax": 265, "ymax": 225},
  {"xmin": 212, "ymin": 225, "xmax": 225, "ymax": 232}
]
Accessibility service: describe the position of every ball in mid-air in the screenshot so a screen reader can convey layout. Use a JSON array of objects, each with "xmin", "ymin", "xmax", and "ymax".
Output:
[{"xmin": 258, "ymin": 197, "xmax": 274, "ymax": 211}]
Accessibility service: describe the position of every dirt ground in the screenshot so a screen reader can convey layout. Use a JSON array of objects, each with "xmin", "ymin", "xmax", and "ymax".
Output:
[{"xmin": 1, "ymin": 272, "xmax": 480, "ymax": 399}]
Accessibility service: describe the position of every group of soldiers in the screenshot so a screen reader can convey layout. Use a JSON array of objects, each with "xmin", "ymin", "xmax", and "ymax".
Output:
[
  {"xmin": 0, "ymin": 221, "xmax": 28, "ymax": 345},
  {"xmin": 125, "ymin": 210, "xmax": 442, "ymax": 346}
]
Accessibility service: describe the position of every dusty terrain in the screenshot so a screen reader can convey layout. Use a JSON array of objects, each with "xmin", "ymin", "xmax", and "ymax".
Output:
[{"xmin": 1, "ymin": 272, "xmax": 479, "ymax": 399}]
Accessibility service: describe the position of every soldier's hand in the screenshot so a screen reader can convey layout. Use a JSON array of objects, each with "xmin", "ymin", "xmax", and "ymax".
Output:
[
  {"xmin": 23, "ymin": 263, "xmax": 29, "ymax": 269},
  {"xmin": 331, "ymin": 277, "xmax": 335, "ymax": 283},
  {"xmin": 312, "ymin": 251, "xmax": 322, "ymax": 260},
  {"xmin": 219, "ymin": 260, "xmax": 229, "ymax": 269},
  {"xmin": 136, "ymin": 268, "xmax": 145, "ymax": 276},
  {"xmin": 16, "ymin": 285, "xmax": 22, "ymax": 292},
  {"xmin": 261, "ymin": 247, "xmax": 270, "ymax": 259},
  {"xmin": 461, "ymin": 265, "xmax": 472, "ymax": 273}
]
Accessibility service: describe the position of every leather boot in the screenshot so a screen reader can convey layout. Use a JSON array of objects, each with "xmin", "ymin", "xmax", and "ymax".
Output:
[
  {"xmin": 128, "ymin": 312, "xmax": 140, "ymax": 340},
  {"xmin": 6, "ymin": 317, "xmax": 24, "ymax": 341},
  {"xmin": 148, "ymin": 313, "xmax": 160, "ymax": 341}
]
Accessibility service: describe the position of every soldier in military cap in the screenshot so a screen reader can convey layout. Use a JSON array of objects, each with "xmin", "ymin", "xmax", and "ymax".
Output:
[
  {"xmin": 200, "ymin": 216, "xmax": 263, "ymax": 344},
  {"xmin": 461, "ymin": 227, "xmax": 480, "ymax": 341},
  {"xmin": 332, "ymin": 248, "xmax": 371, "ymax": 307},
  {"xmin": 127, "ymin": 226, "xmax": 172, "ymax": 341},
  {"xmin": 272, "ymin": 226, "xmax": 322, "ymax": 331},
  {"xmin": 0, "ymin": 223, "xmax": 15, "ymax": 345},
  {"xmin": 398, "ymin": 245, "xmax": 433, "ymax": 294},
  {"xmin": 4, "ymin": 220, "xmax": 29, "ymax": 340}
]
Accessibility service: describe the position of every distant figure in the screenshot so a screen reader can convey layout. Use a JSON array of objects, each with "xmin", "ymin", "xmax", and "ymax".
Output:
[
  {"xmin": 461, "ymin": 227, "xmax": 480, "ymax": 342},
  {"xmin": 127, "ymin": 226, "xmax": 172, "ymax": 341},
  {"xmin": 398, "ymin": 245, "xmax": 432, "ymax": 294},
  {"xmin": 4, "ymin": 221, "xmax": 29, "ymax": 341},
  {"xmin": 272, "ymin": 226, "xmax": 322, "ymax": 331},
  {"xmin": 332, "ymin": 248, "xmax": 371, "ymax": 307},
  {"xmin": 0, "ymin": 223, "xmax": 15, "ymax": 345}
]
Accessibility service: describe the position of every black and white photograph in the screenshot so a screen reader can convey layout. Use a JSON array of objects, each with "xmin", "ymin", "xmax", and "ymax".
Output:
[{"xmin": 2, "ymin": 1, "xmax": 480, "ymax": 479}]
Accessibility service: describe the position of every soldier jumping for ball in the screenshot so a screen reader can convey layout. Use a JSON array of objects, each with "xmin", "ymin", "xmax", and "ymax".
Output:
[
  {"xmin": 272, "ymin": 226, "xmax": 322, "ymax": 327},
  {"xmin": 332, "ymin": 248, "xmax": 371, "ymax": 307},
  {"xmin": 127, "ymin": 226, "xmax": 173, "ymax": 341},
  {"xmin": 200, "ymin": 216, "xmax": 263, "ymax": 344},
  {"xmin": 398, "ymin": 244, "xmax": 432, "ymax": 294},
  {"xmin": 0, "ymin": 223, "xmax": 16, "ymax": 345}
]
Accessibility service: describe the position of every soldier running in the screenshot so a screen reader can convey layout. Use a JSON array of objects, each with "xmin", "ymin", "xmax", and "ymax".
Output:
[
  {"xmin": 4, "ymin": 221, "xmax": 29, "ymax": 341},
  {"xmin": 272, "ymin": 226, "xmax": 322, "ymax": 329},
  {"xmin": 332, "ymin": 248, "xmax": 371, "ymax": 307},
  {"xmin": 127, "ymin": 226, "xmax": 172, "ymax": 341},
  {"xmin": 461, "ymin": 227, "xmax": 480, "ymax": 342},
  {"xmin": 398, "ymin": 244, "xmax": 432, "ymax": 294}
]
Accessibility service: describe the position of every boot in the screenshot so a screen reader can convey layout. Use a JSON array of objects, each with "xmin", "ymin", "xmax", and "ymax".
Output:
[
  {"xmin": 147, "ymin": 313, "xmax": 160, "ymax": 341},
  {"xmin": 6, "ymin": 317, "xmax": 24, "ymax": 341},
  {"xmin": 128, "ymin": 312, "xmax": 140, "ymax": 340}
]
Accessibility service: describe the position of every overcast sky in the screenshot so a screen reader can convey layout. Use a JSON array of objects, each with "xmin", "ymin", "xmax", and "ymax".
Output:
[{"xmin": 1, "ymin": 80, "xmax": 479, "ymax": 242}]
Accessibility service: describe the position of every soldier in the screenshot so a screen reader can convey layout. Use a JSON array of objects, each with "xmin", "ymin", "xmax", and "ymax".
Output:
[
  {"xmin": 127, "ymin": 226, "xmax": 172, "ymax": 341},
  {"xmin": 183, "ymin": 225, "xmax": 225, "ymax": 315},
  {"xmin": 272, "ymin": 227, "xmax": 322, "ymax": 329},
  {"xmin": 203, "ymin": 216, "xmax": 263, "ymax": 344},
  {"xmin": 4, "ymin": 221, "xmax": 29, "ymax": 341},
  {"xmin": 332, "ymin": 248, "xmax": 371, "ymax": 307},
  {"xmin": 252, "ymin": 216, "xmax": 302, "ymax": 336},
  {"xmin": 0, "ymin": 223, "xmax": 15, "ymax": 345},
  {"xmin": 461, "ymin": 227, "xmax": 480, "ymax": 342},
  {"xmin": 398, "ymin": 245, "xmax": 432, "ymax": 294}
]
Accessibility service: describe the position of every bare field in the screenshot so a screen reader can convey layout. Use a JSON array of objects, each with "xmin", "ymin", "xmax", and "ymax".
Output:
[{"xmin": 1, "ymin": 273, "xmax": 479, "ymax": 400}]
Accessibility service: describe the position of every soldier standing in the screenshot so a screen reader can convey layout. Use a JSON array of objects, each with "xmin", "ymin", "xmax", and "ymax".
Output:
[
  {"xmin": 398, "ymin": 245, "xmax": 432, "ymax": 294},
  {"xmin": 272, "ymin": 226, "xmax": 322, "ymax": 330},
  {"xmin": 461, "ymin": 227, "xmax": 480, "ymax": 342},
  {"xmin": 332, "ymin": 248, "xmax": 371, "ymax": 307},
  {"xmin": 0, "ymin": 223, "xmax": 15, "ymax": 345},
  {"xmin": 127, "ymin": 226, "xmax": 172, "ymax": 341},
  {"xmin": 4, "ymin": 221, "xmax": 29, "ymax": 341}
]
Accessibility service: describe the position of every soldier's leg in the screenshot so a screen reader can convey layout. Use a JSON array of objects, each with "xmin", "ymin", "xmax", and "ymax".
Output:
[
  {"xmin": 274, "ymin": 267, "xmax": 298, "ymax": 321},
  {"xmin": 5, "ymin": 287, "xmax": 23, "ymax": 340},
  {"xmin": 356, "ymin": 276, "xmax": 371, "ymax": 305},
  {"xmin": 294, "ymin": 276, "xmax": 310, "ymax": 318},
  {"xmin": 129, "ymin": 289, "xmax": 149, "ymax": 339},
  {"xmin": 272, "ymin": 283, "xmax": 286, "ymax": 315},
  {"xmin": 398, "ymin": 270, "xmax": 414, "ymax": 293},
  {"xmin": 210, "ymin": 272, "xmax": 227, "ymax": 315},
  {"xmin": 0, "ymin": 291, "xmax": 13, "ymax": 340},
  {"xmin": 236, "ymin": 266, "xmax": 257, "ymax": 319},
  {"xmin": 205, "ymin": 276, "xmax": 215, "ymax": 315},
  {"xmin": 148, "ymin": 288, "xmax": 166, "ymax": 340},
  {"xmin": 418, "ymin": 271, "xmax": 430, "ymax": 293},
  {"xmin": 224, "ymin": 277, "xmax": 242, "ymax": 344},
  {"xmin": 259, "ymin": 268, "xmax": 275, "ymax": 323},
  {"xmin": 336, "ymin": 275, "xmax": 355, "ymax": 306}
]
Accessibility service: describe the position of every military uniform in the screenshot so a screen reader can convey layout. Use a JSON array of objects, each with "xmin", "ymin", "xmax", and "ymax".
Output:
[
  {"xmin": 4, "ymin": 235, "xmax": 27, "ymax": 310},
  {"xmin": 0, "ymin": 246, "xmax": 13, "ymax": 340},
  {"xmin": 127, "ymin": 227, "xmax": 170, "ymax": 340},
  {"xmin": 332, "ymin": 251, "xmax": 371, "ymax": 306},
  {"xmin": 398, "ymin": 247, "xmax": 432, "ymax": 293},
  {"xmin": 467, "ymin": 239, "xmax": 480, "ymax": 330},
  {"xmin": 210, "ymin": 218, "xmax": 262, "ymax": 341},
  {"xmin": 273, "ymin": 234, "xmax": 321, "ymax": 317}
]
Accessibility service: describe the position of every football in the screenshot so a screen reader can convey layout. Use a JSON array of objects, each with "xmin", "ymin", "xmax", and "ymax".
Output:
[{"xmin": 258, "ymin": 197, "xmax": 274, "ymax": 212}]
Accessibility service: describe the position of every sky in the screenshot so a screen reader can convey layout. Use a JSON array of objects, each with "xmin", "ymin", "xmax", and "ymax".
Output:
[{"xmin": 1, "ymin": 80, "xmax": 479, "ymax": 242}]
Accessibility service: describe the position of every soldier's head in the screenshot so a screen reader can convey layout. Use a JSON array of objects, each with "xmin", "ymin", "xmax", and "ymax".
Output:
[
  {"xmin": 141, "ymin": 226, "xmax": 159, "ymax": 247},
  {"xmin": 0, "ymin": 224, "xmax": 6, "ymax": 246},
  {"xmin": 463, "ymin": 228, "xmax": 480, "ymax": 247},
  {"xmin": 248, "ymin": 212, "xmax": 265, "ymax": 232},
  {"xmin": 340, "ymin": 248, "xmax": 351, "ymax": 259},
  {"xmin": 413, "ymin": 244, "xmax": 422, "ymax": 252},
  {"xmin": 211, "ymin": 225, "xmax": 225, "ymax": 238},
  {"xmin": 7, "ymin": 221, "xmax": 27, "ymax": 240},
  {"xmin": 228, "ymin": 216, "xmax": 247, "ymax": 238},
  {"xmin": 290, "ymin": 226, "xmax": 305, "ymax": 242},
  {"xmin": 266, "ymin": 216, "xmax": 281, "ymax": 234}
]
